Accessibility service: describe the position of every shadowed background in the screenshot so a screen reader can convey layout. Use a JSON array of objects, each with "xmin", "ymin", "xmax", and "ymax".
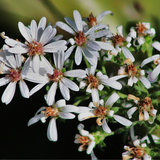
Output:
[{"xmin": 0, "ymin": 0, "xmax": 160, "ymax": 159}]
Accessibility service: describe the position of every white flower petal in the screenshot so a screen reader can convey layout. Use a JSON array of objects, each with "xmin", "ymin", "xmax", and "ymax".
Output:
[
  {"xmin": 117, "ymin": 25, "xmax": 123, "ymax": 36},
  {"xmin": 47, "ymin": 118, "xmax": 58, "ymax": 141},
  {"xmin": 86, "ymin": 40, "xmax": 101, "ymax": 51},
  {"xmin": 127, "ymin": 107, "xmax": 138, "ymax": 119},
  {"xmin": 90, "ymin": 150, "xmax": 98, "ymax": 160},
  {"xmin": 96, "ymin": 10, "xmax": 113, "ymax": 23},
  {"xmin": 64, "ymin": 69, "xmax": 86, "ymax": 78},
  {"xmin": 76, "ymin": 107, "xmax": 92, "ymax": 113},
  {"xmin": 151, "ymin": 64, "xmax": 160, "ymax": 79},
  {"xmin": 61, "ymin": 77, "xmax": 79, "ymax": 91},
  {"xmin": 56, "ymin": 21, "xmax": 75, "ymax": 35},
  {"xmin": 19, "ymin": 80, "xmax": 29, "ymax": 98},
  {"xmin": 21, "ymin": 57, "xmax": 31, "ymax": 76},
  {"xmin": 64, "ymin": 17, "xmax": 77, "ymax": 32},
  {"xmin": 143, "ymin": 153, "xmax": 151, "ymax": 160},
  {"xmin": 113, "ymin": 115, "xmax": 132, "ymax": 126},
  {"xmin": 18, "ymin": 22, "xmax": 32, "ymax": 42},
  {"xmin": 59, "ymin": 112, "xmax": 75, "ymax": 119},
  {"xmin": 91, "ymin": 88, "xmax": 99, "ymax": 104},
  {"xmin": 75, "ymin": 46, "xmax": 83, "ymax": 65},
  {"xmin": 78, "ymin": 112, "xmax": 96, "ymax": 121},
  {"xmin": 102, "ymin": 119, "xmax": 111, "ymax": 133},
  {"xmin": 73, "ymin": 10, "xmax": 83, "ymax": 31},
  {"xmin": 152, "ymin": 41, "xmax": 160, "ymax": 51},
  {"xmin": 60, "ymin": 105, "xmax": 78, "ymax": 112},
  {"xmin": 27, "ymin": 114, "xmax": 43, "ymax": 126},
  {"xmin": 95, "ymin": 41, "xmax": 113, "ymax": 50},
  {"xmin": 144, "ymin": 110, "xmax": 149, "ymax": 121},
  {"xmin": 105, "ymin": 93, "xmax": 119, "ymax": 107},
  {"xmin": 141, "ymin": 54, "xmax": 159, "ymax": 67},
  {"xmin": 59, "ymin": 81, "xmax": 70, "ymax": 100},
  {"xmin": 32, "ymin": 55, "xmax": 40, "ymax": 73},
  {"xmin": 56, "ymin": 99, "xmax": 66, "ymax": 108},
  {"xmin": 46, "ymin": 82, "xmax": 57, "ymax": 105},
  {"xmin": 0, "ymin": 77, "xmax": 10, "ymax": 87},
  {"xmin": 9, "ymin": 45, "xmax": 28, "ymax": 54},
  {"xmin": 41, "ymin": 56, "xmax": 53, "ymax": 74},
  {"xmin": 2, "ymin": 82, "xmax": 17, "ymax": 104},
  {"xmin": 87, "ymin": 141, "xmax": 95, "ymax": 154},
  {"xmin": 29, "ymin": 83, "xmax": 47, "ymax": 96},
  {"xmin": 5, "ymin": 38, "xmax": 26, "ymax": 47},
  {"xmin": 137, "ymin": 37, "xmax": 145, "ymax": 45},
  {"xmin": 65, "ymin": 45, "xmax": 76, "ymax": 61},
  {"xmin": 30, "ymin": 20, "xmax": 38, "ymax": 40},
  {"xmin": 122, "ymin": 47, "xmax": 135, "ymax": 62},
  {"xmin": 139, "ymin": 76, "xmax": 151, "ymax": 89}
]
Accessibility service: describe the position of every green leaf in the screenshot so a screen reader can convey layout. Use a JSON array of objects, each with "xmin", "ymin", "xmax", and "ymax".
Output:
[{"xmin": 117, "ymin": 92, "xmax": 127, "ymax": 99}]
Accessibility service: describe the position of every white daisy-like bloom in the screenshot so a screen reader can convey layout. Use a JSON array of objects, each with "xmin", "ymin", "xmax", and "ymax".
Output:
[
  {"xmin": 78, "ymin": 64, "xmax": 126, "ymax": 98},
  {"xmin": 74, "ymin": 123, "xmax": 97, "ymax": 160},
  {"xmin": 78, "ymin": 93, "xmax": 132, "ymax": 133},
  {"xmin": 83, "ymin": 10, "xmax": 113, "ymax": 28},
  {"xmin": 28, "ymin": 99, "xmax": 78, "ymax": 142},
  {"xmin": 25, "ymin": 50, "xmax": 86, "ymax": 105},
  {"xmin": 128, "ymin": 22, "xmax": 155, "ymax": 47},
  {"xmin": 118, "ymin": 58, "xmax": 151, "ymax": 88},
  {"xmin": 122, "ymin": 139, "xmax": 151, "ymax": 160},
  {"xmin": 56, "ymin": 10, "xmax": 113, "ymax": 66},
  {"xmin": 5, "ymin": 17, "xmax": 67, "ymax": 75},
  {"xmin": 106, "ymin": 25, "xmax": 135, "ymax": 62},
  {"xmin": 127, "ymin": 94, "xmax": 157, "ymax": 124},
  {"xmin": 0, "ymin": 45, "xmax": 30, "ymax": 104},
  {"xmin": 141, "ymin": 41, "xmax": 160, "ymax": 80}
]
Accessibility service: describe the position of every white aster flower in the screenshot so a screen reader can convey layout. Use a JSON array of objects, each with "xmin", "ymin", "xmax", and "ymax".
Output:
[
  {"xmin": 0, "ymin": 45, "xmax": 30, "ymax": 104},
  {"xmin": 122, "ymin": 139, "xmax": 151, "ymax": 160},
  {"xmin": 78, "ymin": 65, "xmax": 126, "ymax": 98},
  {"xmin": 56, "ymin": 10, "xmax": 113, "ymax": 66},
  {"xmin": 141, "ymin": 41, "xmax": 160, "ymax": 80},
  {"xmin": 5, "ymin": 17, "xmax": 67, "ymax": 75},
  {"xmin": 118, "ymin": 58, "xmax": 151, "ymax": 88},
  {"xmin": 28, "ymin": 99, "xmax": 78, "ymax": 142},
  {"xmin": 74, "ymin": 123, "xmax": 97, "ymax": 160},
  {"xmin": 128, "ymin": 22, "xmax": 155, "ymax": 47},
  {"xmin": 78, "ymin": 93, "xmax": 132, "ymax": 133},
  {"xmin": 26, "ymin": 50, "xmax": 86, "ymax": 105},
  {"xmin": 83, "ymin": 10, "xmax": 113, "ymax": 28},
  {"xmin": 127, "ymin": 94, "xmax": 157, "ymax": 124},
  {"xmin": 107, "ymin": 25, "xmax": 135, "ymax": 62}
]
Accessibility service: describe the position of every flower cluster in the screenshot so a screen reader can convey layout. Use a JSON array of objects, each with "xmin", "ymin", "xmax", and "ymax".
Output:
[{"xmin": 1, "ymin": 9, "xmax": 160, "ymax": 159}]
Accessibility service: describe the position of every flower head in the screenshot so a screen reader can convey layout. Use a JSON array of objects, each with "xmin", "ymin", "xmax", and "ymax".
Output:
[
  {"xmin": 78, "ymin": 93, "xmax": 132, "ymax": 133},
  {"xmin": 28, "ymin": 99, "xmax": 78, "ymax": 142},
  {"xmin": 128, "ymin": 22, "xmax": 155, "ymax": 47},
  {"xmin": 5, "ymin": 17, "xmax": 67, "ymax": 75},
  {"xmin": 56, "ymin": 10, "xmax": 113, "ymax": 66},
  {"xmin": 118, "ymin": 58, "xmax": 151, "ymax": 88},
  {"xmin": 0, "ymin": 45, "xmax": 30, "ymax": 104},
  {"xmin": 127, "ymin": 94, "xmax": 157, "ymax": 123}
]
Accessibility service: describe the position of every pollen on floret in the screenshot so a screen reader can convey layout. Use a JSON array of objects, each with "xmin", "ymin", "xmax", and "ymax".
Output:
[
  {"xmin": 111, "ymin": 33, "xmax": 125, "ymax": 47},
  {"xmin": 43, "ymin": 106, "xmax": 59, "ymax": 118},
  {"xmin": 124, "ymin": 59, "xmax": 137, "ymax": 77},
  {"xmin": 86, "ymin": 74, "xmax": 99, "ymax": 89},
  {"xmin": 136, "ymin": 22, "xmax": 147, "ymax": 37},
  {"xmin": 88, "ymin": 13, "xmax": 97, "ymax": 27},
  {"xmin": 138, "ymin": 97, "xmax": 153, "ymax": 111},
  {"xmin": 74, "ymin": 31, "xmax": 87, "ymax": 46},
  {"xmin": 27, "ymin": 40, "xmax": 44, "ymax": 56},
  {"xmin": 48, "ymin": 69, "xmax": 63, "ymax": 82},
  {"xmin": 6, "ymin": 69, "xmax": 21, "ymax": 82}
]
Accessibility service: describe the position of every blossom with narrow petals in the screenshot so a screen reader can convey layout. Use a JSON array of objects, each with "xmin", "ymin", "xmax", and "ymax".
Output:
[
  {"xmin": 74, "ymin": 123, "xmax": 97, "ymax": 160},
  {"xmin": 5, "ymin": 17, "xmax": 67, "ymax": 75},
  {"xmin": 83, "ymin": 10, "xmax": 113, "ymax": 28},
  {"xmin": 127, "ymin": 94, "xmax": 157, "ymax": 123},
  {"xmin": 122, "ymin": 139, "xmax": 151, "ymax": 160},
  {"xmin": 78, "ymin": 65, "xmax": 126, "ymax": 98},
  {"xmin": 118, "ymin": 58, "xmax": 151, "ymax": 88},
  {"xmin": 106, "ymin": 25, "xmax": 135, "ymax": 62},
  {"xmin": 56, "ymin": 10, "xmax": 113, "ymax": 66},
  {"xmin": 78, "ymin": 93, "xmax": 132, "ymax": 133},
  {"xmin": 28, "ymin": 99, "xmax": 78, "ymax": 142},
  {"xmin": 128, "ymin": 22, "xmax": 155, "ymax": 47},
  {"xmin": 25, "ymin": 51, "xmax": 86, "ymax": 105},
  {"xmin": 0, "ymin": 45, "xmax": 30, "ymax": 104},
  {"xmin": 141, "ymin": 41, "xmax": 160, "ymax": 80}
]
